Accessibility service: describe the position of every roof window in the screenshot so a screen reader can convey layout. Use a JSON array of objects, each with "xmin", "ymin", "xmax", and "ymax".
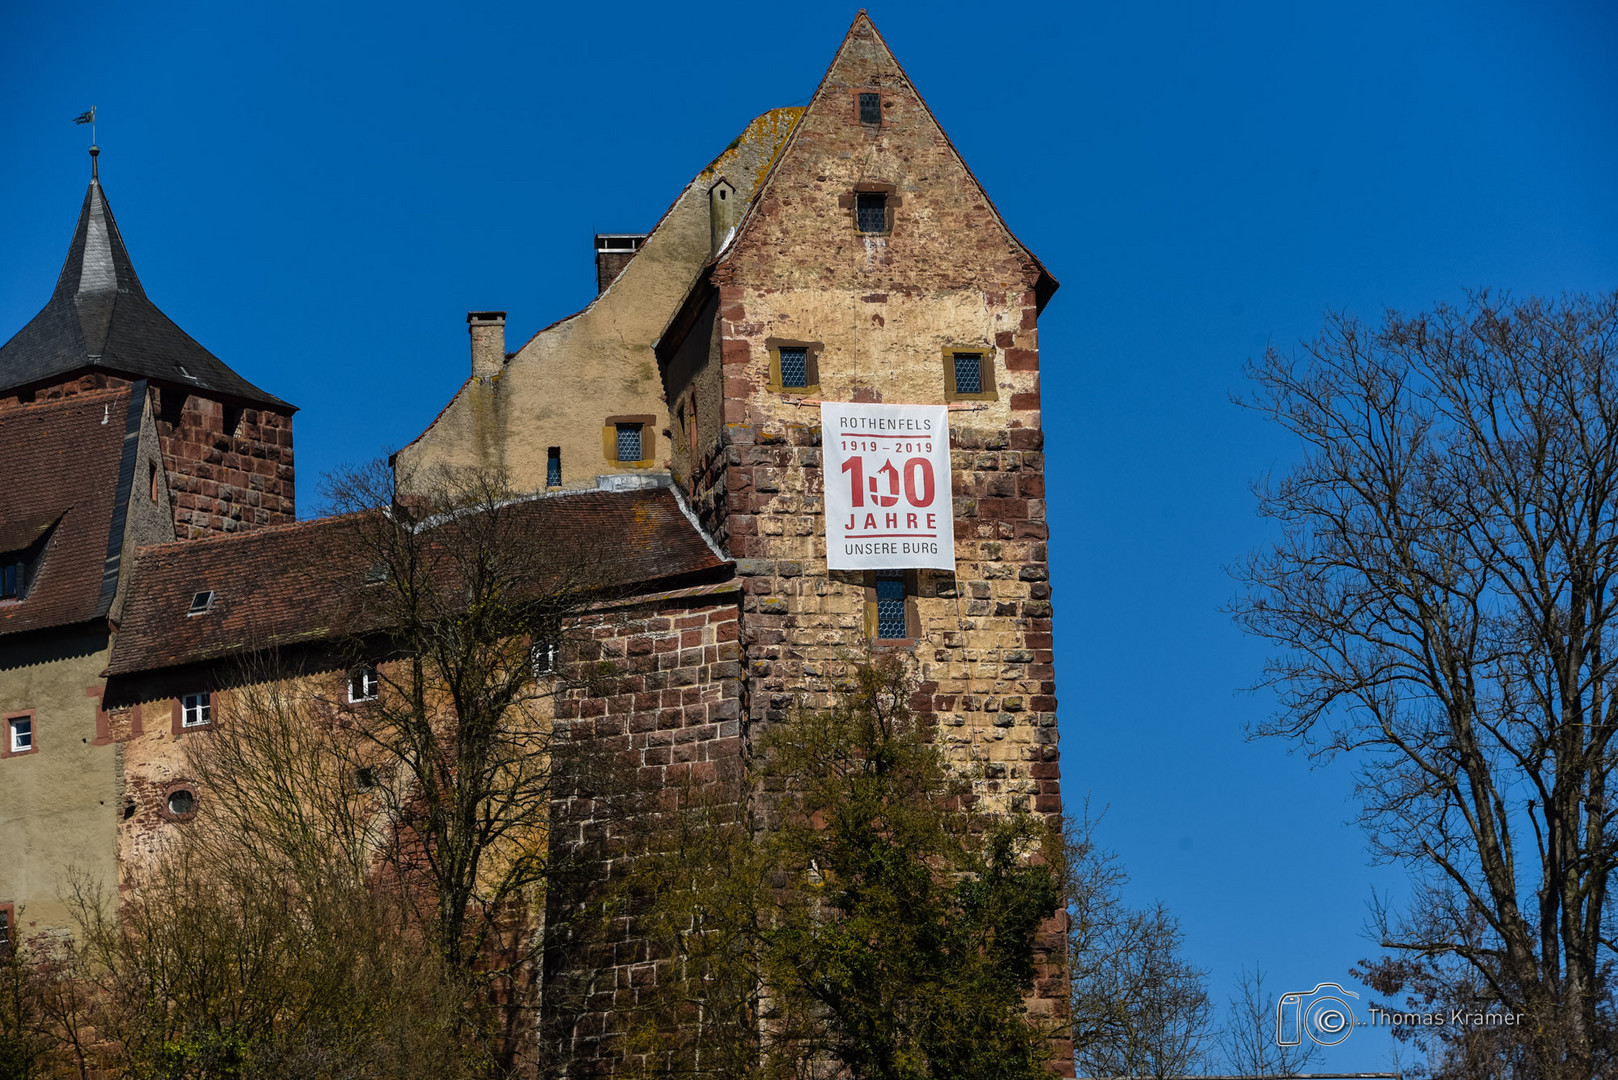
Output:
[
  {"xmin": 188, "ymin": 591, "xmax": 215, "ymax": 616},
  {"xmin": 1, "ymin": 559, "xmax": 22, "ymax": 600}
]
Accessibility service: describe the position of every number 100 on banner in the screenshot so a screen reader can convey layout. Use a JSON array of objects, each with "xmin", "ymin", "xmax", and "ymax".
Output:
[{"xmin": 822, "ymin": 402, "xmax": 955, "ymax": 571}]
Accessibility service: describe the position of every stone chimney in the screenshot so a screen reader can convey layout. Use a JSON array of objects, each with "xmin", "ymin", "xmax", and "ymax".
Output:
[
  {"xmin": 467, "ymin": 311, "xmax": 506, "ymax": 379},
  {"xmin": 594, "ymin": 235, "xmax": 645, "ymax": 294},
  {"xmin": 710, "ymin": 179, "xmax": 739, "ymax": 256}
]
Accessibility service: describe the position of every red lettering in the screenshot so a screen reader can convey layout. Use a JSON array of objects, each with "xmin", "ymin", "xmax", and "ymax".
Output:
[
  {"xmin": 841, "ymin": 455, "xmax": 865, "ymax": 508},
  {"xmin": 903, "ymin": 457, "xmax": 935, "ymax": 507}
]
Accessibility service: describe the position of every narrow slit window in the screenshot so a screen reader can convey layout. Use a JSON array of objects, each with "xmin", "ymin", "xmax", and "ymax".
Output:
[
  {"xmin": 547, "ymin": 446, "xmax": 562, "ymax": 487},
  {"xmin": 953, "ymin": 353, "xmax": 984, "ymax": 395},
  {"xmin": 858, "ymin": 92, "xmax": 882, "ymax": 125},
  {"xmin": 616, "ymin": 424, "xmax": 643, "ymax": 463},
  {"xmin": 779, "ymin": 347, "xmax": 809, "ymax": 389},
  {"xmin": 181, "ymin": 693, "xmax": 211, "ymax": 728},
  {"xmin": 856, "ymin": 192, "xmax": 888, "ymax": 234},
  {"xmin": 875, "ymin": 570, "xmax": 907, "ymax": 639}
]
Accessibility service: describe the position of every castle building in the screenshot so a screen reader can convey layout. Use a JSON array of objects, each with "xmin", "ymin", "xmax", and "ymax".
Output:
[
  {"xmin": 401, "ymin": 13, "xmax": 1066, "ymax": 1065},
  {"xmin": 0, "ymin": 12, "xmax": 1066, "ymax": 1075},
  {"xmin": 0, "ymin": 153, "xmax": 295, "ymax": 937}
]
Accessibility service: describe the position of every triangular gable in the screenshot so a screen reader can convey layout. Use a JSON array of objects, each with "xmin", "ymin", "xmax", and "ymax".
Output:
[{"xmin": 716, "ymin": 11, "xmax": 1057, "ymax": 309}]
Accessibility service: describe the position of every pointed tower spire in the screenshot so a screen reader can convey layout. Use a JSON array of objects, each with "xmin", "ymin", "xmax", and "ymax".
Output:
[{"xmin": 0, "ymin": 158, "xmax": 291, "ymax": 409}]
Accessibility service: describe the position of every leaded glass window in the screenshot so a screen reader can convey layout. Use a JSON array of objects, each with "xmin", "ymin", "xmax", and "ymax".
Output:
[
  {"xmin": 856, "ymin": 192, "xmax": 887, "ymax": 234},
  {"xmin": 875, "ymin": 570, "xmax": 907, "ymax": 639},
  {"xmin": 859, "ymin": 92, "xmax": 882, "ymax": 124},
  {"xmin": 547, "ymin": 447, "xmax": 561, "ymax": 487},
  {"xmin": 616, "ymin": 424, "xmax": 643, "ymax": 463},
  {"xmin": 953, "ymin": 353, "xmax": 983, "ymax": 395},
  {"xmin": 780, "ymin": 347, "xmax": 808, "ymax": 388}
]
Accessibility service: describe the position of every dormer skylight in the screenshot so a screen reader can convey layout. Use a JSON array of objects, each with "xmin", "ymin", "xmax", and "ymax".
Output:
[{"xmin": 188, "ymin": 590, "xmax": 215, "ymax": 616}]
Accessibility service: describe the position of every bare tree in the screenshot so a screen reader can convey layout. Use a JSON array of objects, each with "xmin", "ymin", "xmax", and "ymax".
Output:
[
  {"xmin": 321, "ymin": 462, "xmax": 611, "ymax": 978},
  {"xmin": 1236, "ymin": 292, "xmax": 1618, "ymax": 1079},
  {"xmin": 1068, "ymin": 814, "xmax": 1214, "ymax": 1079},
  {"xmin": 1218, "ymin": 966, "xmax": 1319, "ymax": 1077}
]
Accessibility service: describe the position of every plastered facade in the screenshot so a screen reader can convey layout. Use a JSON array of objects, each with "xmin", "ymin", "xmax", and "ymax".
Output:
[
  {"xmin": 394, "ymin": 110, "xmax": 801, "ymax": 496},
  {"xmin": 0, "ymin": 393, "xmax": 174, "ymax": 939},
  {"xmin": 0, "ymin": 629, "xmax": 120, "ymax": 938}
]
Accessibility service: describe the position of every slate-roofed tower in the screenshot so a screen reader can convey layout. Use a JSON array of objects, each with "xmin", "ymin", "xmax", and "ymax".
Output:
[{"xmin": 0, "ymin": 149, "xmax": 297, "ymax": 538}]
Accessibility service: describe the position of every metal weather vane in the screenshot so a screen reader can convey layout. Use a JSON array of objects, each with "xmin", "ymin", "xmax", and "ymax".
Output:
[{"xmin": 73, "ymin": 106, "xmax": 96, "ymax": 145}]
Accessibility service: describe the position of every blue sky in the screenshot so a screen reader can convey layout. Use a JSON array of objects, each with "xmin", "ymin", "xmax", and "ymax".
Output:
[{"xmin": 5, "ymin": 0, "xmax": 1618, "ymax": 1069}]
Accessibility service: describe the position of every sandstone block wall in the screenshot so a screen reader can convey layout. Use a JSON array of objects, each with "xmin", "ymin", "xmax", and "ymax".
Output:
[
  {"xmin": 153, "ymin": 387, "xmax": 295, "ymax": 538},
  {"xmin": 0, "ymin": 374, "xmax": 295, "ymax": 538},
  {"xmin": 543, "ymin": 590, "xmax": 745, "ymax": 1074}
]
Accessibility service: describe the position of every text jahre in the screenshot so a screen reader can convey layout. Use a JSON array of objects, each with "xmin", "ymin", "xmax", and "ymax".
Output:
[{"xmin": 845, "ymin": 512, "xmax": 939, "ymax": 531}]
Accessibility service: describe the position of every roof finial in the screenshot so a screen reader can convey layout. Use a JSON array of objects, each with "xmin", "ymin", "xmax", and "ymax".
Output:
[{"xmin": 89, "ymin": 145, "xmax": 99, "ymax": 182}]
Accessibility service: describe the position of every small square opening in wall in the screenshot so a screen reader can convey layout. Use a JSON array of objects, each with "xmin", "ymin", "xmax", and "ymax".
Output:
[
  {"xmin": 530, "ymin": 638, "xmax": 560, "ymax": 677},
  {"xmin": 944, "ymin": 349, "xmax": 997, "ymax": 402},
  {"xmin": 616, "ymin": 424, "xmax": 643, "ymax": 463},
  {"xmin": 181, "ymin": 693, "xmax": 211, "ymax": 728},
  {"xmin": 953, "ymin": 353, "xmax": 983, "ymax": 394},
  {"xmin": 858, "ymin": 92, "xmax": 882, "ymax": 125},
  {"xmin": 349, "ymin": 664, "xmax": 380, "ymax": 703},
  {"xmin": 856, "ymin": 192, "xmax": 888, "ymax": 234},
  {"xmin": 603, "ymin": 416, "xmax": 655, "ymax": 466},
  {"xmin": 767, "ymin": 340, "xmax": 822, "ymax": 395},
  {"xmin": 5, "ymin": 715, "xmax": 33, "ymax": 755},
  {"xmin": 779, "ymin": 348, "xmax": 809, "ymax": 388}
]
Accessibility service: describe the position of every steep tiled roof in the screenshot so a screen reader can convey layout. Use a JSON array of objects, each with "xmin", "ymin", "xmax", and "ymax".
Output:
[
  {"xmin": 106, "ymin": 485, "xmax": 730, "ymax": 676},
  {"xmin": 0, "ymin": 387, "xmax": 139, "ymax": 636},
  {"xmin": 0, "ymin": 166, "xmax": 292, "ymax": 410}
]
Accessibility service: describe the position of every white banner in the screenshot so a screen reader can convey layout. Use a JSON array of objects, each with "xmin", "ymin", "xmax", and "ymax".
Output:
[{"xmin": 823, "ymin": 402, "xmax": 954, "ymax": 571}]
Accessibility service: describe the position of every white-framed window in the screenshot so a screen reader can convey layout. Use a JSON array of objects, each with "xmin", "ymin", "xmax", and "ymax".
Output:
[
  {"xmin": 530, "ymin": 639, "xmax": 559, "ymax": 677},
  {"xmin": 6, "ymin": 716, "xmax": 32, "ymax": 754},
  {"xmin": 181, "ymin": 693, "xmax": 211, "ymax": 728},
  {"xmin": 349, "ymin": 664, "xmax": 380, "ymax": 703}
]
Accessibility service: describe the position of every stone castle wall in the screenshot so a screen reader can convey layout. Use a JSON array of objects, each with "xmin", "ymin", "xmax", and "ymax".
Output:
[{"xmin": 0, "ymin": 373, "xmax": 295, "ymax": 538}]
